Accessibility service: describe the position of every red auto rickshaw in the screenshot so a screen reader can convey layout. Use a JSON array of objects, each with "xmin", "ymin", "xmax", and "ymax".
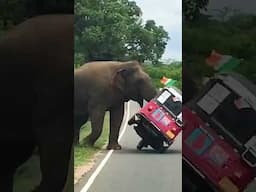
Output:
[
  {"xmin": 183, "ymin": 72, "xmax": 256, "ymax": 192},
  {"xmin": 128, "ymin": 86, "xmax": 182, "ymax": 152}
]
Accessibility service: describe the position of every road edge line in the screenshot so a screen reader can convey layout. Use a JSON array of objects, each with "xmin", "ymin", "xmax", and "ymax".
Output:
[{"xmin": 80, "ymin": 101, "xmax": 130, "ymax": 192}]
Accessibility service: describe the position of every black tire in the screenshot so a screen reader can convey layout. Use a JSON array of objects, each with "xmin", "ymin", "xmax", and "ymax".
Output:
[
  {"xmin": 137, "ymin": 140, "xmax": 144, "ymax": 150},
  {"xmin": 150, "ymin": 140, "xmax": 166, "ymax": 153},
  {"xmin": 155, "ymin": 146, "xmax": 168, "ymax": 153},
  {"xmin": 128, "ymin": 115, "xmax": 136, "ymax": 125}
]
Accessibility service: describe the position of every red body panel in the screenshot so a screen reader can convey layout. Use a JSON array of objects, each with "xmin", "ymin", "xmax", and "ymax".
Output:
[
  {"xmin": 182, "ymin": 106, "xmax": 254, "ymax": 191},
  {"xmin": 138, "ymin": 100, "xmax": 182, "ymax": 142}
]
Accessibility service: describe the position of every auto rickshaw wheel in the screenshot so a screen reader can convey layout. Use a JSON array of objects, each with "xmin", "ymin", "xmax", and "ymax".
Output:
[
  {"xmin": 128, "ymin": 115, "xmax": 136, "ymax": 125},
  {"xmin": 150, "ymin": 140, "xmax": 166, "ymax": 153},
  {"xmin": 155, "ymin": 146, "xmax": 168, "ymax": 153},
  {"xmin": 137, "ymin": 140, "xmax": 144, "ymax": 150}
]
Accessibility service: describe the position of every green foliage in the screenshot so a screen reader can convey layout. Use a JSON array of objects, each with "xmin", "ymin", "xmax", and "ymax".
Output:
[
  {"xmin": 183, "ymin": 14, "xmax": 256, "ymax": 84},
  {"xmin": 143, "ymin": 62, "xmax": 182, "ymax": 89},
  {"xmin": 74, "ymin": 52, "xmax": 85, "ymax": 68},
  {"xmin": 183, "ymin": 0, "xmax": 209, "ymax": 21},
  {"xmin": 75, "ymin": 0, "xmax": 169, "ymax": 64},
  {"xmin": 14, "ymin": 155, "xmax": 40, "ymax": 192},
  {"xmin": 0, "ymin": 0, "xmax": 73, "ymax": 32},
  {"xmin": 0, "ymin": 0, "xmax": 27, "ymax": 31}
]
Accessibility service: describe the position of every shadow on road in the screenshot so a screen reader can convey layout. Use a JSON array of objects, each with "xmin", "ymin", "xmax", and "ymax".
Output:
[{"xmin": 104, "ymin": 147, "xmax": 181, "ymax": 155}]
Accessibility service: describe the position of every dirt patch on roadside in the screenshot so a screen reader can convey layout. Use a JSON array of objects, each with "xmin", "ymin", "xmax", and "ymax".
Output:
[{"xmin": 74, "ymin": 150, "xmax": 104, "ymax": 184}]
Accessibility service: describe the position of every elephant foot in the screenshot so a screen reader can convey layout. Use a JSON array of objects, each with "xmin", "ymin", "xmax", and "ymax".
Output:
[
  {"xmin": 107, "ymin": 143, "xmax": 122, "ymax": 150},
  {"xmin": 82, "ymin": 137, "xmax": 95, "ymax": 147},
  {"xmin": 74, "ymin": 134, "xmax": 80, "ymax": 146}
]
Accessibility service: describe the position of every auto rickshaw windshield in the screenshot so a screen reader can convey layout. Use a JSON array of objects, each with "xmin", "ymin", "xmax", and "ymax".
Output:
[
  {"xmin": 157, "ymin": 90, "xmax": 182, "ymax": 117},
  {"xmin": 197, "ymin": 82, "xmax": 256, "ymax": 144}
]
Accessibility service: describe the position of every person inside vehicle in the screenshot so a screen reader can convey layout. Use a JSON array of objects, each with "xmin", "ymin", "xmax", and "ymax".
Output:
[{"xmin": 164, "ymin": 95, "xmax": 182, "ymax": 117}]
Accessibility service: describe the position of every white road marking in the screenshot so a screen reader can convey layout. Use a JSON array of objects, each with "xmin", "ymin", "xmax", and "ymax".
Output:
[{"xmin": 80, "ymin": 102, "xmax": 131, "ymax": 192}]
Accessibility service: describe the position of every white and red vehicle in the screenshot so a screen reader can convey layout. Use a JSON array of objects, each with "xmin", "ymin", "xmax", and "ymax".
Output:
[
  {"xmin": 128, "ymin": 87, "xmax": 182, "ymax": 152},
  {"xmin": 183, "ymin": 72, "xmax": 256, "ymax": 192}
]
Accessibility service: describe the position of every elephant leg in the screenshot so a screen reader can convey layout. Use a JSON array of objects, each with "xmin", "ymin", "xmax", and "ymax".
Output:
[
  {"xmin": 107, "ymin": 104, "xmax": 124, "ymax": 150},
  {"xmin": 0, "ymin": 140, "xmax": 34, "ymax": 192},
  {"xmin": 0, "ymin": 171, "xmax": 14, "ymax": 192},
  {"xmin": 35, "ymin": 142, "xmax": 72, "ymax": 192},
  {"xmin": 0, "ymin": 144, "xmax": 14, "ymax": 192},
  {"xmin": 74, "ymin": 128, "xmax": 80, "ymax": 145},
  {"xmin": 84, "ymin": 107, "xmax": 105, "ymax": 146},
  {"xmin": 74, "ymin": 114, "xmax": 88, "ymax": 145},
  {"xmin": 35, "ymin": 123, "xmax": 73, "ymax": 192}
]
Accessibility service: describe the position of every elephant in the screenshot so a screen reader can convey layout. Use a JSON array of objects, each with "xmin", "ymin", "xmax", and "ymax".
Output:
[
  {"xmin": 74, "ymin": 61, "xmax": 157, "ymax": 149},
  {"xmin": 0, "ymin": 15, "xmax": 73, "ymax": 191}
]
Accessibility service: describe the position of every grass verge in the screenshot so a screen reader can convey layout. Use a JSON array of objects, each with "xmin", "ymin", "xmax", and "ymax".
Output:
[{"xmin": 74, "ymin": 112, "xmax": 110, "ymax": 167}]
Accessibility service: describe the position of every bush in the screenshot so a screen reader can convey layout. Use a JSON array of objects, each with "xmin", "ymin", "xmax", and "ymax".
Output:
[
  {"xmin": 183, "ymin": 14, "xmax": 256, "ymax": 84},
  {"xmin": 143, "ymin": 63, "xmax": 182, "ymax": 89}
]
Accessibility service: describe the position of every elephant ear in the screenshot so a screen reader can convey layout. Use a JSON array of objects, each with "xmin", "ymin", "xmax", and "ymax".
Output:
[{"xmin": 112, "ymin": 67, "xmax": 135, "ymax": 93}]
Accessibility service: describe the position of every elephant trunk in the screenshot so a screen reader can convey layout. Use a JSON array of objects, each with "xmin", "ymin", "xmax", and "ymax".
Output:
[
  {"xmin": 138, "ymin": 97, "xmax": 144, "ymax": 107},
  {"xmin": 138, "ymin": 87, "xmax": 157, "ymax": 107},
  {"xmin": 144, "ymin": 87, "xmax": 158, "ymax": 101}
]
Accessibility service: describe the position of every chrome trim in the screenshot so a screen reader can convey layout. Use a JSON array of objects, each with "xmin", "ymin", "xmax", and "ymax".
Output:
[
  {"xmin": 243, "ymin": 136, "xmax": 256, "ymax": 167},
  {"xmin": 242, "ymin": 148, "xmax": 256, "ymax": 167}
]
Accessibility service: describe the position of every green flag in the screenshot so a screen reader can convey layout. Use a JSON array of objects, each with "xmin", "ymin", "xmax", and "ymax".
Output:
[
  {"xmin": 160, "ymin": 76, "xmax": 177, "ymax": 87},
  {"xmin": 218, "ymin": 56, "xmax": 240, "ymax": 72},
  {"xmin": 206, "ymin": 50, "xmax": 241, "ymax": 72},
  {"xmin": 165, "ymin": 79, "xmax": 177, "ymax": 87}
]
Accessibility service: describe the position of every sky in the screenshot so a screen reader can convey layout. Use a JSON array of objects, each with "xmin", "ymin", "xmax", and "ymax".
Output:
[
  {"xmin": 205, "ymin": 0, "xmax": 256, "ymax": 20},
  {"xmin": 132, "ymin": 1, "xmax": 255, "ymax": 61},
  {"xmin": 207, "ymin": 0, "xmax": 256, "ymax": 14},
  {"xmin": 134, "ymin": 0, "xmax": 182, "ymax": 61}
]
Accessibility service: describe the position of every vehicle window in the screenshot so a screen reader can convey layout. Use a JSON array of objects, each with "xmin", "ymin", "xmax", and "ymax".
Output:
[
  {"xmin": 197, "ymin": 82, "xmax": 256, "ymax": 143},
  {"xmin": 197, "ymin": 83, "xmax": 230, "ymax": 114},
  {"xmin": 157, "ymin": 90, "xmax": 171, "ymax": 104},
  {"xmin": 157, "ymin": 90, "xmax": 182, "ymax": 117},
  {"xmin": 163, "ymin": 95, "xmax": 182, "ymax": 116},
  {"xmin": 213, "ymin": 94, "xmax": 256, "ymax": 143}
]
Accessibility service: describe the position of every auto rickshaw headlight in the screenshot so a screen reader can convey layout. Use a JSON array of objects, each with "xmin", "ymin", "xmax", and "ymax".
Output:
[
  {"xmin": 148, "ymin": 106, "xmax": 153, "ymax": 111},
  {"xmin": 218, "ymin": 177, "xmax": 239, "ymax": 192}
]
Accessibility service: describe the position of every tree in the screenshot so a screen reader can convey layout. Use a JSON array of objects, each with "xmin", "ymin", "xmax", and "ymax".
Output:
[
  {"xmin": 0, "ymin": 0, "xmax": 73, "ymax": 30},
  {"xmin": 0, "ymin": 0, "xmax": 27, "ymax": 29},
  {"xmin": 74, "ymin": 0, "xmax": 169, "ymax": 64},
  {"xmin": 126, "ymin": 20, "xmax": 169, "ymax": 64},
  {"xmin": 183, "ymin": 0, "xmax": 209, "ymax": 21},
  {"xmin": 183, "ymin": 14, "xmax": 256, "ymax": 83}
]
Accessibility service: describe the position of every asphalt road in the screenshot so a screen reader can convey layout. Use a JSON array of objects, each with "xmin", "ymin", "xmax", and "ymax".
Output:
[{"xmin": 75, "ymin": 101, "xmax": 182, "ymax": 192}]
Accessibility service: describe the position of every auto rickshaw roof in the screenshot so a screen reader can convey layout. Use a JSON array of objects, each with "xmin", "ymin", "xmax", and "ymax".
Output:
[{"xmin": 160, "ymin": 86, "xmax": 182, "ymax": 101}]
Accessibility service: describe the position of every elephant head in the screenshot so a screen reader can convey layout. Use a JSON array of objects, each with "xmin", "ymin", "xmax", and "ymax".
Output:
[{"xmin": 112, "ymin": 60, "xmax": 157, "ymax": 107}]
